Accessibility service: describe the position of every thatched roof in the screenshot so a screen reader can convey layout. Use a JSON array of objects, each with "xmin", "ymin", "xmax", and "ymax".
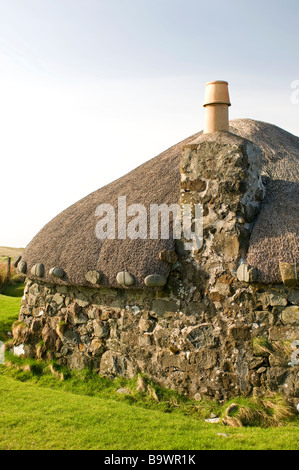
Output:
[
  {"xmin": 19, "ymin": 132, "xmax": 195, "ymax": 288},
  {"xmin": 20, "ymin": 119, "xmax": 298, "ymax": 287},
  {"xmin": 230, "ymin": 120, "xmax": 299, "ymax": 283}
]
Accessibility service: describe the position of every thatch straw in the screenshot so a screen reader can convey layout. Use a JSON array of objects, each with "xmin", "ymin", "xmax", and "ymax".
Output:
[{"xmin": 20, "ymin": 119, "xmax": 298, "ymax": 288}]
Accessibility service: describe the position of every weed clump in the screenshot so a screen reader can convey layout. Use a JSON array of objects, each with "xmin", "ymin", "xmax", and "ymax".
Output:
[{"xmin": 222, "ymin": 396, "xmax": 295, "ymax": 428}]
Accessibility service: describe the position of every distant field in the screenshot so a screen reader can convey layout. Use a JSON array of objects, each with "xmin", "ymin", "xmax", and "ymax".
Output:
[{"xmin": 0, "ymin": 247, "xmax": 24, "ymax": 259}]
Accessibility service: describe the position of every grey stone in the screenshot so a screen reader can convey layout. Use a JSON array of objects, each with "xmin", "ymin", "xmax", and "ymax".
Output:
[
  {"xmin": 237, "ymin": 264, "xmax": 258, "ymax": 283},
  {"xmin": 116, "ymin": 388, "xmax": 130, "ymax": 395},
  {"xmin": 56, "ymin": 285, "xmax": 69, "ymax": 295},
  {"xmin": 205, "ymin": 418, "xmax": 221, "ymax": 423},
  {"xmin": 256, "ymin": 367, "xmax": 267, "ymax": 374},
  {"xmin": 287, "ymin": 290, "xmax": 299, "ymax": 305},
  {"xmin": 100, "ymin": 350, "xmax": 135, "ymax": 378},
  {"xmin": 194, "ymin": 393, "xmax": 202, "ymax": 401},
  {"xmin": 13, "ymin": 256, "xmax": 22, "ymax": 268},
  {"xmin": 269, "ymin": 326, "xmax": 299, "ymax": 341},
  {"xmin": 18, "ymin": 261, "xmax": 27, "ymax": 274},
  {"xmin": 279, "ymin": 262, "xmax": 297, "ymax": 288},
  {"xmin": 85, "ymin": 270, "xmax": 102, "ymax": 285},
  {"xmin": 31, "ymin": 263, "xmax": 44, "ymax": 277},
  {"xmin": 138, "ymin": 313, "xmax": 157, "ymax": 332},
  {"xmin": 158, "ymin": 249, "xmax": 178, "ymax": 264},
  {"xmin": 249, "ymin": 357, "xmax": 266, "ymax": 370},
  {"xmin": 90, "ymin": 338, "xmax": 104, "ymax": 356},
  {"xmin": 49, "ymin": 267, "xmax": 65, "ymax": 278},
  {"xmin": 281, "ymin": 306, "xmax": 299, "ymax": 325},
  {"xmin": 52, "ymin": 293, "xmax": 64, "ymax": 306},
  {"xmin": 66, "ymin": 350, "xmax": 91, "ymax": 370},
  {"xmin": 76, "ymin": 292, "xmax": 90, "ymax": 308},
  {"xmin": 212, "ymin": 282, "xmax": 231, "ymax": 296},
  {"xmin": 151, "ymin": 299, "xmax": 178, "ymax": 316},
  {"xmin": 73, "ymin": 312, "xmax": 88, "ymax": 325},
  {"xmin": 254, "ymin": 311, "xmax": 274, "ymax": 324},
  {"xmin": 189, "ymin": 349, "xmax": 218, "ymax": 370},
  {"xmin": 228, "ymin": 325, "xmax": 251, "ymax": 341},
  {"xmin": 267, "ymin": 293, "xmax": 288, "ymax": 307},
  {"xmin": 186, "ymin": 324, "xmax": 215, "ymax": 349},
  {"xmin": 144, "ymin": 274, "xmax": 167, "ymax": 287},
  {"xmin": 93, "ymin": 320, "xmax": 110, "ymax": 338},
  {"xmin": 63, "ymin": 329, "xmax": 80, "ymax": 346},
  {"xmin": 116, "ymin": 271, "xmax": 135, "ymax": 286}
]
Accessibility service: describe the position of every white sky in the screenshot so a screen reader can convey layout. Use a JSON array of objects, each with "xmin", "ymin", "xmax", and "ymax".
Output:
[{"xmin": 0, "ymin": 0, "xmax": 298, "ymax": 247}]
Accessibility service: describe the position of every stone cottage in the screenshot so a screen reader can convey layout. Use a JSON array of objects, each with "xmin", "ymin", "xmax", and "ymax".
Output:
[{"xmin": 13, "ymin": 82, "xmax": 299, "ymax": 404}]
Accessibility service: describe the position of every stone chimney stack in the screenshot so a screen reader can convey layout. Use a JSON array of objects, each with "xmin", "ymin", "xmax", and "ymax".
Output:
[{"xmin": 203, "ymin": 80, "xmax": 231, "ymax": 133}]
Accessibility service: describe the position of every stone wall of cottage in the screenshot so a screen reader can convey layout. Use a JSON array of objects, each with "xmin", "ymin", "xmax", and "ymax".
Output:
[{"xmin": 13, "ymin": 279, "xmax": 299, "ymax": 403}]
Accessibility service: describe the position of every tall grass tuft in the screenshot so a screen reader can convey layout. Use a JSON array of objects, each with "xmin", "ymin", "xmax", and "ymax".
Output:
[
  {"xmin": 0, "ymin": 259, "xmax": 18, "ymax": 292},
  {"xmin": 222, "ymin": 396, "xmax": 295, "ymax": 428}
]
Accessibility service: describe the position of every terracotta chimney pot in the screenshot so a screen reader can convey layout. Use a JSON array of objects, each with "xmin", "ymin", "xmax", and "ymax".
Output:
[{"xmin": 203, "ymin": 80, "xmax": 231, "ymax": 133}]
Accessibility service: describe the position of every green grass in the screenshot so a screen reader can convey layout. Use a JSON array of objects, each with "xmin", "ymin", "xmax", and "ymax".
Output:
[
  {"xmin": 0, "ymin": 368, "xmax": 298, "ymax": 450},
  {"xmin": 0, "ymin": 284, "xmax": 24, "ymax": 342},
  {"xmin": 0, "ymin": 283, "xmax": 298, "ymax": 450}
]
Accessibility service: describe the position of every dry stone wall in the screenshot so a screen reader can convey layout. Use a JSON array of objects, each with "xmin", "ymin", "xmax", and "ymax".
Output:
[{"xmin": 13, "ymin": 279, "xmax": 299, "ymax": 402}]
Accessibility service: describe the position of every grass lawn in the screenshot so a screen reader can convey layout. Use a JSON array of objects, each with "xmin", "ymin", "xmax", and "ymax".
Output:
[
  {"xmin": 0, "ymin": 371, "xmax": 298, "ymax": 450},
  {"xmin": 0, "ymin": 283, "xmax": 298, "ymax": 450},
  {"xmin": 0, "ymin": 284, "xmax": 24, "ymax": 342}
]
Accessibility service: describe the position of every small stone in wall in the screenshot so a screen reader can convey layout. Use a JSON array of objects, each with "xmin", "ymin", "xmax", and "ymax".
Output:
[
  {"xmin": 18, "ymin": 261, "xmax": 27, "ymax": 274},
  {"xmin": 31, "ymin": 263, "xmax": 44, "ymax": 277},
  {"xmin": 186, "ymin": 324, "xmax": 215, "ymax": 349},
  {"xmin": 181, "ymin": 178, "xmax": 207, "ymax": 192},
  {"xmin": 169, "ymin": 345, "xmax": 180, "ymax": 355},
  {"xmin": 49, "ymin": 267, "xmax": 65, "ymax": 278},
  {"xmin": 13, "ymin": 256, "xmax": 22, "ymax": 268},
  {"xmin": 93, "ymin": 320, "xmax": 110, "ymax": 338},
  {"xmin": 13, "ymin": 344, "xmax": 25, "ymax": 357},
  {"xmin": 100, "ymin": 350, "xmax": 135, "ymax": 378},
  {"xmin": 116, "ymin": 271, "xmax": 135, "ymax": 286},
  {"xmin": 211, "ymin": 281, "xmax": 231, "ymax": 298},
  {"xmin": 237, "ymin": 264, "xmax": 258, "ymax": 283},
  {"xmin": 256, "ymin": 367, "xmax": 267, "ymax": 374},
  {"xmin": 265, "ymin": 293, "xmax": 288, "ymax": 307},
  {"xmin": 85, "ymin": 270, "xmax": 102, "ymax": 285},
  {"xmin": 90, "ymin": 339, "xmax": 104, "ymax": 356},
  {"xmin": 210, "ymin": 291, "xmax": 225, "ymax": 302},
  {"xmin": 279, "ymin": 262, "xmax": 297, "ymax": 288},
  {"xmin": 159, "ymin": 249, "xmax": 178, "ymax": 264},
  {"xmin": 269, "ymin": 326, "xmax": 299, "ymax": 341},
  {"xmin": 228, "ymin": 325, "xmax": 251, "ymax": 341},
  {"xmin": 151, "ymin": 299, "xmax": 178, "ymax": 315},
  {"xmin": 287, "ymin": 290, "xmax": 299, "ymax": 305},
  {"xmin": 52, "ymin": 293, "xmax": 64, "ymax": 306},
  {"xmin": 281, "ymin": 306, "xmax": 299, "ymax": 325},
  {"xmin": 76, "ymin": 292, "xmax": 91, "ymax": 308},
  {"xmin": 144, "ymin": 274, "xmax": 167, "ymax": 287}
]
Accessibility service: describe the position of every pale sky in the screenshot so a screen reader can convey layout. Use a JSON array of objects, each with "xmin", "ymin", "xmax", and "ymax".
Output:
[{"xmin": 0, "ymin": 0, "xmax": 298, "ymax": 247}]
